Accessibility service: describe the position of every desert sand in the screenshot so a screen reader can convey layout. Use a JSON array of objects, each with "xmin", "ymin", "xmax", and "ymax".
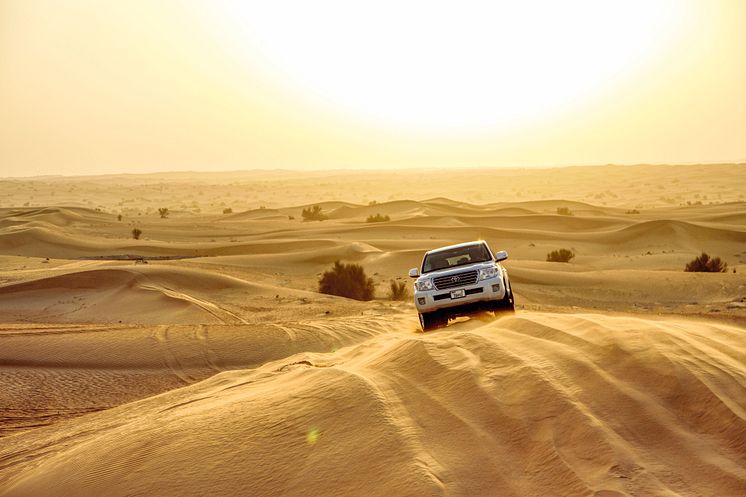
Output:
[{"xmin": 1, "ymin": 165, "xmax": 745, "ymax": 496}]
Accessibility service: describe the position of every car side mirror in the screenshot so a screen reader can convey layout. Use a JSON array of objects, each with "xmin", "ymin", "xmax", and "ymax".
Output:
[
  {"xmin": 494, "ymin": 250, "xmax": 508, "ymax": 262},
  {"xmin": 408, "ymin": 268, "xmax": 420, "ymax": 278}
]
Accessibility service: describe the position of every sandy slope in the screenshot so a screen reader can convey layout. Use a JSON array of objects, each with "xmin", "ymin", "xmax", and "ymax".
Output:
[
  {"xmin": 1, "ymin": 167, "xmax": 745, "ymax": 496},
  {"xmin": 0, "ymin": 315, "xmax": 394, "ymax": 436},
  {"xmin": 0, "ymin": 265, "xmax": 349, "ymax": 324},
  {"xmin": 0, "ymin": 313, "xmax": 744, "ymax": 496}
]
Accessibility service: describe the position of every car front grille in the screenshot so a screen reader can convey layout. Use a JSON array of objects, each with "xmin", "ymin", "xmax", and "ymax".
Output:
[
  {"xmin": 433, "ymin": 270, "xmax": 478, "ymax": 290},
  {"xmin": 433, "ymin": 287, "xmax": 483, "ymax": 301}
]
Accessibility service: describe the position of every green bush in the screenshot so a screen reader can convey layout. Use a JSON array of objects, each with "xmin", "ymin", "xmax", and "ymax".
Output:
[
  {"xmin": 684, "ymin": 252, "xmax": 727, "ymax": 273},
  {"xmin": 318, "ymin": 261, "xmax": 375, "ymax": 301},
  {"xmin": 388, "ymin": 280, "xmax": 409, "ymax": 301},
  {"xmin": 302, "ymin": 205, "xmax": 327, "ymax": 221},
  {"xmin": 546, "ymin": 248, "xmax": 575, "ymax": 262},
  {"xmin": 366, "ymin": 213, "xmax": 390, "ymax": 223}
]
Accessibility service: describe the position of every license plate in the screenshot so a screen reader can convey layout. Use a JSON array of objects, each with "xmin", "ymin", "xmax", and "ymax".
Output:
[{"xmin": 450, "ymin": 289, "xmax": 465, "ymax": 299}]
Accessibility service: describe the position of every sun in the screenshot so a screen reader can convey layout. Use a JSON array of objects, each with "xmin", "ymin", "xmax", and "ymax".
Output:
[{"xmin": 199, "ymin": 0, "xmax": 690, "ymax": 132}]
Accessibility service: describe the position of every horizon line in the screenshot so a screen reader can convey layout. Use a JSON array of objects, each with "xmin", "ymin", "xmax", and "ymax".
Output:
[{"xmin": 2, "ymin": 161, "xmax": 745, "ymax": 181}]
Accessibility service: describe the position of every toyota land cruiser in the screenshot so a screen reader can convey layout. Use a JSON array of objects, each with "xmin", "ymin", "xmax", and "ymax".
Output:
[{"xmin": 409, "ymin": 241, "xmax": 514, "ymax": 331}]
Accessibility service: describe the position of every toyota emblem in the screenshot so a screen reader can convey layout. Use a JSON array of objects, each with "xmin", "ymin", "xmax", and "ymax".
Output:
[{"xmin": 451, "ymin": 276, "xmax": 460, "ymax": 283}]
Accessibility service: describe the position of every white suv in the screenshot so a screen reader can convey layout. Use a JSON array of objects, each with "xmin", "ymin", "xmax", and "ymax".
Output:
[{"xmin": 409, "ymin": 241, "xmax": 514, "ymax": 331}]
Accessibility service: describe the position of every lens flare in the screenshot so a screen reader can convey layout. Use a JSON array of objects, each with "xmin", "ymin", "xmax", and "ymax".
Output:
[{"xmin": 306, "ymin": 428, "xmax": 321, "ymax": 445}]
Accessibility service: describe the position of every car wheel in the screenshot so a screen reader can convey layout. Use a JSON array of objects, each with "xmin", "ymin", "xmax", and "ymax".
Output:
[
  {"xmin": 493, "ymin": 280, "xmax": 515, "ymax": 314},
  {"xmin": 503, "ymin": 280, "xmax": 516, "ymax": 312},
  {"xmin": 419, "ymin": 311, "xmax": 447, "ymax": 331}
]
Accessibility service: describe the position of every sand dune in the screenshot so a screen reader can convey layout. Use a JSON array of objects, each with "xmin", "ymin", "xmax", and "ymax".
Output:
[
  {"xmin": 1, "ymin": 167, "xmax": 745, "ymax": 496},
  {"xmin": 510, "ymin": 266, "xmax": 746, "ymax": 312},
  {"xmin": 0, "ymin": 314, "xmax": 394, "ymax": 437},
  {"xmin": 0, "ymin": 267, "xmax": 236, "ymax": 324},
  {"xmin": 694, "ymin": 212, "xmax": 746, "ymax": 226},
  {"xmin": 0, "ymin": 313, "xmax": 744, "ymax": 496},
  {"xmin": 487, "ymin": 199, "xmax": 613, "ymax": 216},
  {"xmin": 0, "ymin": 226, "xmax": 350, "ymax": 259},
  {"xmin": 222, "ymin": 208, "xmax": 287, "ymax": 221},
  {"xmin": 0, "ymin": 266, "xmax": 326, "ymax": 324},
  {"xmin": 0, "ymin": 207, "xmax": 110, "ymax": 228},
  {"xmin": 3, "ymin": 194, "xmax": 744, "ymax": 321},
  {"xmin": 600, "ymin": 219, "xmax": 746, "ymax": 249},
  {"xmin": 0, "ymin": 226, "xmax": 196, "ymax": 259},
  {"xmin": 388, "ymin": 214, "xmax": 630, "ymax": 231},
  {"xmin": 325, "ymin": 199, "xmax": 490, "ymax": 220}
]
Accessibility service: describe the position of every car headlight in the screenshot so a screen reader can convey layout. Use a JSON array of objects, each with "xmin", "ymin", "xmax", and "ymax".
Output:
[
  {"xmin": 415, "ymin": 278, "xmax": 434, "ymax": 291},
  {"xmin": 479, "ymin": 267, "xmax": 499, "ymax": 280}
]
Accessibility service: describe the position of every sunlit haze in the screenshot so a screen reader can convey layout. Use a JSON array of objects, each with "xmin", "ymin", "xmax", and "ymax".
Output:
[
  {"xmin": 1, "ymin": 0, "xmax": 744, "ymax": 176},
  {"xmin": 209, "ymin": 1, "xmax": 687, "ymax": 130}
]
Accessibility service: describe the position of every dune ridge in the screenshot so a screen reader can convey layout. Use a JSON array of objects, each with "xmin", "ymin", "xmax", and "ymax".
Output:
[
  {"xmin": 0, "ymin": 266, "xmax": 330, "ymax": 324},
  {"xmin": 0, "ymin": 312, "xmax": 744, "ymax": 496}
]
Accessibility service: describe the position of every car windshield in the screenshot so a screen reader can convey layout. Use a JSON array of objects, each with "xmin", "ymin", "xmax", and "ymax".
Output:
[{"xmin": 422, "ymin": 244, "xmax": 492, "ymax": 273}]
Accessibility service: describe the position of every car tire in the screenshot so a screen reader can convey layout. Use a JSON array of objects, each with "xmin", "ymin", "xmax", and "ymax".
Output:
[
  {"xmin": 419, "ymin": 311, "xmax": 447, "ymax": 331},
  {"xmin": 494, "ymin": 280, "xmax": 515, "ymax": 314}
]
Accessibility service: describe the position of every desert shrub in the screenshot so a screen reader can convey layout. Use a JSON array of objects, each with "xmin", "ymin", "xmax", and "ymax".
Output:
[
  {"xmin": 302, "ymin": 205, "xmax": 327, "ymax": 221},
  {"xmin": 625, "ymin": 209, "xmax": 640, "ymax": 214},
  {"xmin": 158, "ymin": 207, "xmax": 169, "ymax": 218},
  {"xmin": 546, "ymin": 248, "xmax": 575, "ymax": 262},
  {"xmin": 684, "ymin": 252, "xmax": 727, "ymax": 273},
  {"xmin": 318, "ymin": 261, "xmax": 375, "ymax": 301},
  {"xmin": 366, "ymin": 213, "xmax": 390, "ymax": 223},
  {"xmin": 223, "ymin": 208, "xmax": 233, "ymax": 214},
  {"xmin": 117, "ymin": 214, "xmax": 122, "ymax": 221},
  {"xmin": 132, "ymin": 228, "xmax": 142, "ymax": 240},
  {"xmin": 288, "ymin": 215, "xmax": 295, "ymax": 220},
  {"xmin": 556, "ymin": 207, "xmax": 573, "ymax": 216},
  {"xmin": 388, "ymin": 280, "xmax": 409, "ymax": 301}
]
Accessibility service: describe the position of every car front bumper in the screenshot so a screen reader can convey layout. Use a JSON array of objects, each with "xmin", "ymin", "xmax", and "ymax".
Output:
[{"xmin": 414, "ymin": 278, "xmax": 505, "ymax": 313}]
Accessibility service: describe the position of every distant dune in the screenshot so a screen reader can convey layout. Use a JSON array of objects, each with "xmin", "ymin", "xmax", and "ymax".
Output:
[{"xmin": 1, "ymin": 195, "xmax": 745, "ymax": 320}]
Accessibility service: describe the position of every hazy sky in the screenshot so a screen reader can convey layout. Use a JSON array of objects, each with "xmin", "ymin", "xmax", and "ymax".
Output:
[{"xmin": 1, "ymin": 0, "xmax": 744, "ymax": 176}]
